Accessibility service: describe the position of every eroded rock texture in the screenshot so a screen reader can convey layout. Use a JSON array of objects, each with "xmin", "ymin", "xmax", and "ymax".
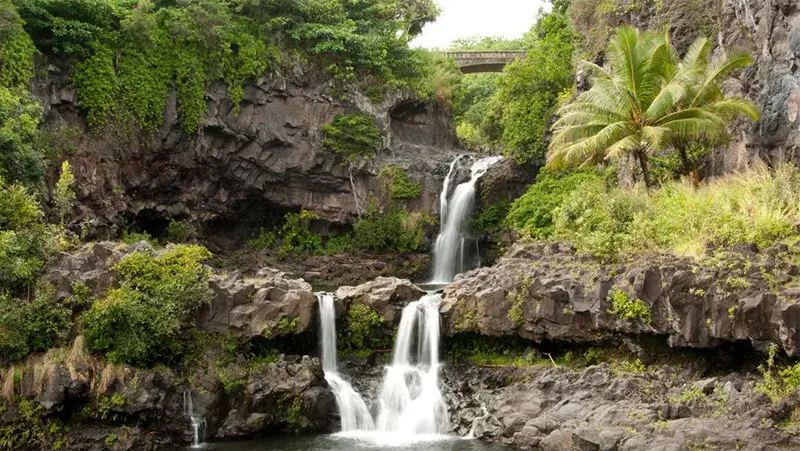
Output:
[
  {"xmin": 441, "ymin": 242, "xmax": 800, "ymax": 356},
  {"xmin": 35, "ymin": 68, "xmax": 458, "ymax": 245}
]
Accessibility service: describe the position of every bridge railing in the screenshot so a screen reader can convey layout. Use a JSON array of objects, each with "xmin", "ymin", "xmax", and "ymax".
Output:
[{"xmin": 442, "ymin": 51, "xmax": 528, "ymax": 60}]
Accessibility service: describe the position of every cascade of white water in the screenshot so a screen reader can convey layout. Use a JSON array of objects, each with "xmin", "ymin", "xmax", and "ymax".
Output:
[
  {"xmin": 431, "ymin": 156, "xmax": 502, "ymax": 283},
  {"xmin": 318, "ymin": 294, "xmax": 375, "ymax": 431},
  {"xmin": 439, "ymin": 155, "xmax": 465, "ymax": 233},
  {"xmin": 376, "ymin": 294, "xmax": 448, "ymax": 434},
  {"xmin": 183, "ymin": 389, "xmax": 206, "ymax": 448}
]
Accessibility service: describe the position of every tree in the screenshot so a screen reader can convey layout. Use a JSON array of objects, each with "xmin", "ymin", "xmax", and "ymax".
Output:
[
  {"xmin": 54, "ymin": 160, "xmax": 76, "ymax": 224},
  {"xmin": 547, "ymin": 27, "xmax": 759, "ymax": 188}
]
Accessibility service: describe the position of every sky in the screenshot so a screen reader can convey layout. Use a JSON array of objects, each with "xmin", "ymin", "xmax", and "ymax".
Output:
[{"xmin": 411, "ymin": 0, "xmax": 550, "ymax": 49}]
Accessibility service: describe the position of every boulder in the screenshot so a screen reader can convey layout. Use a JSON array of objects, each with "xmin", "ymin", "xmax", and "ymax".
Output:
[
  {"xmin": 198, "ymin": 268, "xmax": 316, "ymax": 339},
  {"xmin": 334, "ymin": 277, "xmax": 426, "ymax": 324}
]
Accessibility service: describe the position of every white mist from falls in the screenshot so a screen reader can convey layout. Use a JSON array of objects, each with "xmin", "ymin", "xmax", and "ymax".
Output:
[
  {"xmin": 318, "ymin": 294, "xmax": 375, "ymax": 431},
  {"xmin": 431, "ymin": 155, "xmax": 503, "ymax": 283},
  {"xmin": 317, "ymin": 293, "xmax": 448, "ymax": 436}
]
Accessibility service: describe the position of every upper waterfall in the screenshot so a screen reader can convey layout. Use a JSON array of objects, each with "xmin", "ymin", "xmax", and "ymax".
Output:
[{"xmin": 431, "ymin": 156, "xmax": 502, "ymax": 283}]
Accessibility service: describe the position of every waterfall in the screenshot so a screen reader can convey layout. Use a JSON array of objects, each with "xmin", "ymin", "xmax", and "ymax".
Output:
[
  {"xmin": 183, "ymin": 389, "xmax": 206, "ymax": 448},
  {"xmin": 439, "ymin": 155, "xmax": 465, "ymax": 232},
  {"xmin": 431, "ymin": 156, "xmax": 502, "ymax": 283},
  {"xmin": 375, "ymin": 294, "xmax": 449, "ymax": 434},
  {"xmin": 318, "ymin": 294, "xmax": 375, "ymax": 431}
]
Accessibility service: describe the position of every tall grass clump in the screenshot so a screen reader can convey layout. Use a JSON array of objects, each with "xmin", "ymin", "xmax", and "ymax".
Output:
[{"xmin": 541, "ymin": 163, "xmax": 800, "ymax": 260}]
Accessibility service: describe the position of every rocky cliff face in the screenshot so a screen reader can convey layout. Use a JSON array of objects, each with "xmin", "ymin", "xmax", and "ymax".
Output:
[
  {"xmin": 441, "ymin": 241, "xmax": 800, "ymax": 356},
  {"xmin": 36, "ymin": 66, "xmax": 458, "ymax": 247}
]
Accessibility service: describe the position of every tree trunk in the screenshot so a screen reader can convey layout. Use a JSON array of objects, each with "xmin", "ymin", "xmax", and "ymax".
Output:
[
  {"xmin": 677, "ymin": 146, "xmax": 691, "ymax": 175},
  {"xmin": 636, "ymin": 150, "xmax": 653, "ymax": 189}
]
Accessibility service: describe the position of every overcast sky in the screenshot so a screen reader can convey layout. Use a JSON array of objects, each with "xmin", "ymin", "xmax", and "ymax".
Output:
[{"xmin": 411, "ymin": 0, "xmax": 550, "ymax": 49}]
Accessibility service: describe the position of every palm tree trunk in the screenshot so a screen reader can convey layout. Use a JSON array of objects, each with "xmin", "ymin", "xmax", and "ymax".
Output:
[
  {"xmin": 677, "ymin": 146, "xmax": 691, "ymax": 176},
  {"xmin": 636, "ymin": 149, "xmax": 653, "ymax": 189}
]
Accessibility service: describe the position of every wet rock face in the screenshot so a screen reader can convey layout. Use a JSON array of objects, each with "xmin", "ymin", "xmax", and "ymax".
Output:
[
  {"xmin": 441, "ymin": 242, "xmax": 800, "ymax": 356},
  {"xmin": 458, "ymin": 362, "xmax": 800, "ymax": 451},
  {"xmin": 36, "ymin": 69, "xmax": 458, "ymax": 244}
]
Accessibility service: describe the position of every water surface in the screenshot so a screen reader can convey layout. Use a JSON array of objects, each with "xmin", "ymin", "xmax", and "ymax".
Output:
[{"xmin": 191, "ymin": 433, "xmax": 508, "ymax": 450}]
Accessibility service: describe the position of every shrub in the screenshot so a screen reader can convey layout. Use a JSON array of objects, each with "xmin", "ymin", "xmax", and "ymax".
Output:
[
  {"xmin": 607, "ymin": 287, "xmax": 651, "ymax": 324},
  {"xmin": 353, "ymin": 206, "xmax": 433, "ymax": 254},
  {"xmin": 321, "ymin": 113, "xmax": 381, "ymax": 161},
  {"xmin": 82, "ymin": 245, "xmax": 212, "ymax": 366},
  {"xmin": 0, "ymin": 179, "xmax": 65, "ymax": 291},
  {"xmin": 338, "ymin": 304, "xmax": 384, "ymax": 354},
  {"xmin": 506, "ymin": 169, "xmax": 605, "ymax": 239},
  {"xmin": 0, "ymin": 290, "xmax": 71, "ymax": 363},
  {"xmin": 552, "ymin": 179, "xmax": 647, "ymax": 260},
  {"xmin": 379, "ymin": 166, "xmax": 422, "ymax": 200},
  {"xmin": 54, "ymin": 161, "xmax": 76, "ymax": 224},
  {"xmin": 166, "ymin": 219, "xmax": 195, "ymax": 243}
]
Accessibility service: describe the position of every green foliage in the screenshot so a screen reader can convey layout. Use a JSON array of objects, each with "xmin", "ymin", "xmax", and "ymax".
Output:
[
  {"xmin": 506, "ymin": 169, "xmax": 605, "ymax": 239},
  {"xmin": 607, "ymin": 287, "xmax": 651, "ymax": 324},
  {"xmin": 82, "ymin": 245, "xmax": 212, "ymax": 366},
  {"xmin": 497, "ymin": 6, "xmax": 576, "ymax": 163},
  {"xmin": 250, "ymin": 210, "xmax": 352, "ymax": 258},
  {"xmin": 552, "ymin": 178, "xmax": 647, "ymax": 260},
  {"xmin": 339, "ymin": 304, "xmax": 384, "ymax": 353},
  {"xmin": 54, "ymin": 161, "xmax": 76, "ymax": 224},
  {"xmin": 755, "ymin": 343, "xmax": 800, "ymax": 402},
  {"xmin": 121, "ymin": 229, "xmax": 155, "ymax": 246},
  {"xmin": 322, "ymin": 114, "xmax": 381, "ymax": 161},
  {"xmin": 0, "ymin": 0, "xmax": 36, "ymax": 89},
  {"xmin": 71, "ymin": 42, "xmax": 118, "ymax": 130},
  {"xmin": 166, "ymin": 220, "xmax": 195, "ymax": 243},
  {"xmin": 0, "ymin": 179, "xmax": 66, "ymax": 291},
  {"xmin": 0, "ymin": 87, "xmax": 44, "ymax": 188},
  {"xmin": 0, "ymin": 290, "xmax": 71, "ymax": 363},
  {"xmin": 669, "ymin": 385, "xmax": 705, "ymax": 404},
  {"xmin": 548, "ymin": 27, "xmax": 759, "ymax": 187},
  {"xmin": 379, "ymin": 166, "xmax": 422, "ymax": 200},
  {"xmin": 507, "ymin": 275, "xmax": 532, "ymax": 326},
  {"xmin": 353, "ymin": 206, "xmax": 432, "ymax": 254},
  {"xmin": 0, "ymin": 398, "xmax": 45, "ymax": 450}
]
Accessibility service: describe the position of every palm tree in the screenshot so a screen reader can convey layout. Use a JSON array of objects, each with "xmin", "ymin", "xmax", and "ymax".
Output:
[{"xmin": 547, "ymin": 27, "xmax": 759, "ymax": 188}]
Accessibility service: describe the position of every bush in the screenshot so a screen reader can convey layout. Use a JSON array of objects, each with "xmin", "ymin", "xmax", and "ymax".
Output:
[
  {"xmin": 321, "ymin": 113, "xmax": 381, "ymax": 161},
  {"xmin": 606, "ymin": 287, "xmax": 651, "ymax": 324},
  {"xmin": 338, "ymin": 304, "xmax": 384, "ymax": 354},
  {"xmin": 82, "ymin": 244, "xmax": 212, "ymax": 366},
  {"xmin": 379, "ymin": 165, "xmax": 422, "ymax": 200},
  {"xmin": 0, "ymin": 290, "xmax": 71, "ymax": 363},
  {"xmin": 506, "ymin": 169, "xmax": 605, "ymax": 239},
  {"xmin": 353, "ymin": 206, "xmax": 433, "ymax": 254},
  {"xmin": 249, "ymin": 209, "xmax": 351, "ymax": 258},
  {"xmin": 0, "ymin": 179, "xmax": 65, "ymax": 291}
]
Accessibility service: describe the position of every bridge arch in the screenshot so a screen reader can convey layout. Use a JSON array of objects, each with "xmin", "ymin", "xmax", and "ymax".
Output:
[{"xmin": 444, "ymin": 51, "xmax": 528, "ymax": 74}]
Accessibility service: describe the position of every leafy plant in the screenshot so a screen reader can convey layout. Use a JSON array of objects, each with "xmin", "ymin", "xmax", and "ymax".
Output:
[
  {"xmin": 339, "ymin": 304, "xmax": 384, "ymax": 354},
  {"xmin": 54, "ymin": 161, "xmax": 76, "ymax": 224},
  {"xmin": 83, "ymin": 245, "xmax": 212, "ymax": 366},
  {"xmin": 0, "ymin": 290, "xmax": 71, "ymax": 363},
  {"xmin": 607, "ymin": 287, "xmax": 651, "ymax": 324},
  {"xmin": 321, "ymin": 113, "xmax": 381, "ymax": 161},
  {"xmin": 548, "ymin": 27, "xmax": 759, "ymax": 187},
  {"xmin": 353, "ymin": 206, "xmax": 433, "ymax": 254},
  {"xmin": 379, "ymin": 166, "xmax": 422, "ymax": 200}
]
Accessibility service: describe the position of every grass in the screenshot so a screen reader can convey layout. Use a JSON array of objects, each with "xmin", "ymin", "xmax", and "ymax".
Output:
[{"xmin": 541, "ymin": 163, "xmax": 800, "ymax": 260}]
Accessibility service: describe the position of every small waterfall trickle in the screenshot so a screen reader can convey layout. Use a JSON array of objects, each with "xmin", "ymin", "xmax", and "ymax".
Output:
[
  {"xmin": 439, "ymin": 155, "xmax": 465, "ymax": 232},
  {"xmin": 431, "ymin": 155, "xmax": 502, "ymax": 283},
  {"xmin": 318, "ymin": 294, "xmax": 375, "ymax": 431},
  {"xmin": 183, "ymin": 389, "xmax": 206, "ymax": 448},
  {"xmin": 376, "ymin": 294, "xmax": 449, "ymax": 434}
]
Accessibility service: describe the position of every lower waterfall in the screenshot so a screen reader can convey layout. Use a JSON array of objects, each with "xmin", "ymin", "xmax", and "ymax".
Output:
[
  {"xmin": 318, "ymin": 294, "xmax": 375, "ymax": 431},
  {"xmin": 317, "ymin": 293, "xmax": 448, "ymax": 436}
]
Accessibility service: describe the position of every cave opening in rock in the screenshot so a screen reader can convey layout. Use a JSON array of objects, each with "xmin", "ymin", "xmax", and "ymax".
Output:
[{"xmin": 123, "ymin": 208, "xmax": 171, "ymax": 240}]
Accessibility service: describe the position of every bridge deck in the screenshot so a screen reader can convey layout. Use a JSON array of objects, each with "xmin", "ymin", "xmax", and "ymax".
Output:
[{"xmin": 442, "ymin": 51, "xmax": 527, "ymax": 73}]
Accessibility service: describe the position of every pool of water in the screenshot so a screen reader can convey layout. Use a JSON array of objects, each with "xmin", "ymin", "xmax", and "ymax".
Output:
[{"xmin": 187, "ymin": 433, "xmax": 508, "ymax": 450}]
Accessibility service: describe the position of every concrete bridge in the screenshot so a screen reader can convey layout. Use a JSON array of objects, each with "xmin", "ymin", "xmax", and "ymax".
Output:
[{"xmin": 444, "ymin": 51, "xmax": 528, "ymax": 74}]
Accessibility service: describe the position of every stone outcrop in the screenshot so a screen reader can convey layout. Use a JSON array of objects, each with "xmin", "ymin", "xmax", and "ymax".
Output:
[
  {"xmin": 1, "ymin": 351, "xmax": 333, "ymax": 450},
  {"xmin": 35, "ymin": 66, "xmax": 458, "ymax": 245},
  {"xmin": 334, "ymin": 276, "xmax": 426, "ymax": 324},
  {"xmin": 454, "ymin": 362, "xmax": 800, "ymax": 451},
  {"xmin": 441, "ymin": 242, "xmax": 800, "ymax": 356},
  {"xmin": 198, "ymin": 268, "xmax": 317, "ymax": 339}
]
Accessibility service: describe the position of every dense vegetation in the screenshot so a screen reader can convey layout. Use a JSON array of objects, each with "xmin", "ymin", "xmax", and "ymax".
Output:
[{"xmin": 452, "ymin": 0, "xmax": 575, "ymax": 163}]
